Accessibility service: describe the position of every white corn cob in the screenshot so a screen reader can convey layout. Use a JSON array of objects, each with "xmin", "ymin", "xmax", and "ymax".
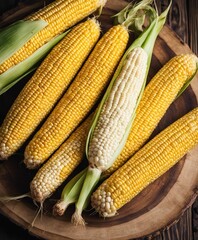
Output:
[
  {"xmin": 72, "ymin": 47, "xmax": 148, "ymax": 225},
  {"xmin": 88, "ymin": 47, "xmax": 148, "ymax": 170}
]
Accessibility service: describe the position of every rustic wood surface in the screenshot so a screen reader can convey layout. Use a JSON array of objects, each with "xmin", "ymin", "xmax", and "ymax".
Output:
[{"xmin": 0, "ymin": 0, "xmax": 198, "ymax": 239}]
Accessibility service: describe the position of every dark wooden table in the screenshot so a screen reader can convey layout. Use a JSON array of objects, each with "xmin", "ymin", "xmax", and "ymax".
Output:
[{"xmin": 0, "ymin": 0, "xmax": 197, "ymax": 239}]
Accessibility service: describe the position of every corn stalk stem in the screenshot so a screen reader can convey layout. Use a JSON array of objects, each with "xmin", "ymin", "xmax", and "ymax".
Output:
[
  {"xmin": 53, "ymin": 168, "xmax": 87, "ymax": 216},
  {"xmin": 72, "ymin": 166, "xmax": 101, "ymax": 225}
]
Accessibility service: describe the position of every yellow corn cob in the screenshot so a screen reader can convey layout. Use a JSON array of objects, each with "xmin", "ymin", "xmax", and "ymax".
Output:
[
  {"xmin": 92, "ymin": 107, "xmax": 198, "ymax": 217},
  {"xmin": 104, "ymin": 54, "xmax": 198, "ymax": 175},
  {"xmin": 0, "ymin": 0, "xmax": 106, "ymax": 74},
  {"xmin": 30, "ymin": 114, "xmax": 92, "ymax": 202},
  {"xmin": 0, "ymin": 19, "xmax": 100, "ymax": 159},
  {"xmin": 24, "ymin": 25, "xmax": 129, "ymax": 169}
]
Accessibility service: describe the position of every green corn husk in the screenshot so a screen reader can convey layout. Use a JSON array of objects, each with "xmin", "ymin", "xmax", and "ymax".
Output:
[
  {"xmin": 0, "ymin": 31, "xmax": 68, "ymax": 95},
  {"xmin": 53, "ymin": 169, "xmax": 87, "ymax": 216},
  {"xmin": 114, "ymin": 0, "xmax": 156, "ymax": 34},
  {"xmin": 85, "ymin": 1, "xmax": 156, "ymax": 165},
  {"xmin": 0, "ymin": 68, "xmax": 36, "ymax": 95},
  {"xmin": 0, "ymin": 20, "xmax": 47, "ymax": 64},
  {"xmin": 177, "ymin": 63, "xmax": 198, "ymax": 97}
]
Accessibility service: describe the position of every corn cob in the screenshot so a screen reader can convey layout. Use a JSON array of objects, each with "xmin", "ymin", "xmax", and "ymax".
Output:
[
  {"xmin": 70, "ymin": 46, "xmax": 148, "ymax": 225},
  {"xmin": 0, "ymin": 19, "xmax": 100, "ymax": 159},
  {"xmin": 104, "ymin": 53, "xmax": 198, "ymax": 176},
  {"xmin": 91, "ymin": 107, "xmax": 198, "ymax": 217},
  {"xmin": 24, "ymin": 25, "xmax": 129, "ymax": 169},
  {"xmin": 30, "ymin": 114, "xmax": 93, "ymax": 203},
  {"xmin": 0, "ymin": 0, "xmax": 106, "ymax": 74},
  {"xmin": 87, "ymin": 47, "xmax": 148, "ymax": 171}
]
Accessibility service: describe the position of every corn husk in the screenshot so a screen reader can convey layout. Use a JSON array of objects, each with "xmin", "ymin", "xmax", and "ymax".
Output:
[
  {"xmin": 0, "ymin": 31, "xmax": 68, "ymax": 95},
  {"xmin": 0, "ymin": 20, "xmax": 47, "ymax": 64}
]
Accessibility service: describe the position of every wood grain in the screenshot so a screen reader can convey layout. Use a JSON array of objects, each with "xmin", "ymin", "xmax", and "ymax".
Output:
[
  {"xmin": 156, "ymin": 0, "xmax": 189, "ymax": 42},
  {"xmin": 0, "ymin": 0, "xmax": 198, "ymax": 240},
  {"xmin": 163, "ymin": 0, "xmax": 197, "ymax": 56},
  {"xmin": 188, "ymin": 0, "xmax": 198, "ymax": 56}
]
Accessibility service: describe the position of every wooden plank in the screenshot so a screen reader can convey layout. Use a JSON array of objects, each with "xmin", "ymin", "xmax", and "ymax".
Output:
[
  {"xmin": 156, "ymin": 0, "xmax": 197, "ymax": 56},
  {"xmin": 152, "ymin": 0, "xmax": 189, "ymax": 41},
  {"xmin": 0, "ymin": 0, "xmax": 52, "ymax": 27},
  {"xmin": 187, "ymin": 0, "xmax": 198, "ymax": 55}
]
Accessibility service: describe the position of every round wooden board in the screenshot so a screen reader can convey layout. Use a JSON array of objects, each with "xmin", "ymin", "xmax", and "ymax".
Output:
[{"xmin": 0, "ymin": 1, "xmax": 198, "ymax": 239}]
